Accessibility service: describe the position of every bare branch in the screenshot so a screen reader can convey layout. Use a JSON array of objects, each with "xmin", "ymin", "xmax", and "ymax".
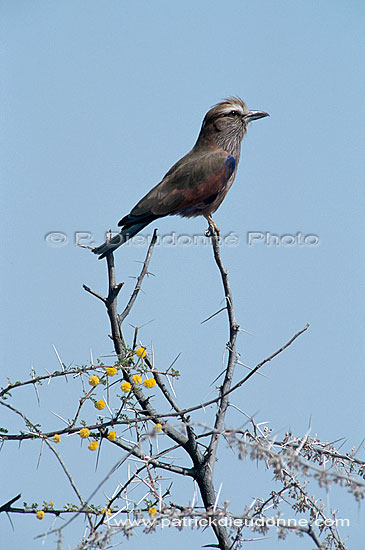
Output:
[
  {"xmin": 118, "ymin": 229, "xmax": 158, "ymax": 324},
  {"xmin": 205, "ymin": 225, "xmax": 239, "ymax": 472},
  {"xmin": 82, "ymin": 285, "xmax": 106, "ymax": 304},
  {"xmin": 224, "ymin": 323, "xmax": 310, "ymax": 398}
]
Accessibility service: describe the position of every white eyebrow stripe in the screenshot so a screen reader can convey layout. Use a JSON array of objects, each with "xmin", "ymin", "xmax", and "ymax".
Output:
[{"xmin": 221, "ymin": 104, "xmax": 244, "ymax": 114}]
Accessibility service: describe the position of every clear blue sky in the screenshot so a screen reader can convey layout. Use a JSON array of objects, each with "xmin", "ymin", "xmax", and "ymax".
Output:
[{"xmin": 1, "ymin": 1, "xmax": 364, "ymax": 549}]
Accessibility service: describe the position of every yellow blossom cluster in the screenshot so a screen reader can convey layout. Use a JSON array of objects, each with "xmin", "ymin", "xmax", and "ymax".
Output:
[
  {"xmin": 95, "ymin": 400, "xmax": 106, "ymax": 410},
  {"xmin": 121, "ymin": 381, "xmax": 131, "ymax": 393},
  {"xmin": 106, "ymin": 367, "xmax": 117, "ymax": 376},
  {"xmin": 143, "ymin": 378, "xmax": 156, "ymax": 389},
  {"xmin": 89, "ymin": 375, "xmax": 100, "ymax": 387},
  {"xmin": 80, "ymin": 428, "xmax": 90, "ymax": 439},
  {"xmin": 132, "ymin": 374, "xmax": 142, "ymax": 385},
  {"xmin": 107, "ymin": 430, "xmax": 116, "ymax": 441},
  {"xmin": 88, "ymin": 440, "xmax": 98, "ymax": 451},
  {"xmin": 136, "ymin": 347, "xmax": 146, "ymax": 358}
]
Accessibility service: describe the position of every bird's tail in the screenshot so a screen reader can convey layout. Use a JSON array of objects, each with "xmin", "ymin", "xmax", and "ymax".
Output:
[{"xmin": 93, "ymin": 222, "xmax": 149, "ymax": 259}]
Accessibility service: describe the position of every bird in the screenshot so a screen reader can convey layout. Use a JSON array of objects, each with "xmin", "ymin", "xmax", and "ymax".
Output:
[{"xmin": 93, "ymin": 97, "xmax": 268, "ymax": 258}]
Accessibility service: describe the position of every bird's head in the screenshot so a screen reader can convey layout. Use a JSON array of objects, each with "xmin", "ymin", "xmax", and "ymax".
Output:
[{"xmin": 197, "ymin": 97, "xmax": 269, "ymax": 155}]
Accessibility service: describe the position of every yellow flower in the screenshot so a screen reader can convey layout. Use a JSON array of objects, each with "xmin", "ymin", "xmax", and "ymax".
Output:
[
  {"xmin": 148, "ymin": 506, "xmax": 157, "ymax": 516},
  {"xmin": 107, "ymin": 430, "xmax": 116, "ymax": 441},
  {"xmin": 143, "ymin": 377, "xmax": 156, "ymax": 389},
  {"xmin": 80, "ymin": 428, "xmax": 90, "ymax": 439},
  {"xmin": 36, "ymin": 510, "xmax": 45, "ymax": 520},
  {"xmin": 136, "ymin": 347, "xmax": 146, "ymax": 358},
  {"xmin": 95, "ymin": 400, "xmax": 106, "ymax": 410},
  {"xmin": 49, "ymin": 501, "xmax": 54, "ymax": 507},
  {"xmin": 89, "ymin": 375, "xmax": 100, "ymax": 387},
  {"xmin": 88, "ymin": 440, "xmax": 98, "ymax": 451},
  {"xmin": 121, "ymin": 381, "xmax": 131, "ymax": 393},
  {"xmin": 53, "ymin": 434, "xmax": 61, "ymax": 443},
  {"xmin": 101, "ymin": 507, "xmax": 112, "ymax": 516},
  {"xmin": 132, "ymin": 374, "xmax": 142, "ymax": 385},
  {"xmin": 106, "ymin": 367, "xmax": 117, "ymax": 376},
  {"xmin": 154, "ymin": 423, "xmax": 162, "ymax": 433}
]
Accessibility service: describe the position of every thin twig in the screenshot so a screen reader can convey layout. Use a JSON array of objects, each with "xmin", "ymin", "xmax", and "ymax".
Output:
[{"xmin": 118, "ymin": 229, "xmax": 158, "ymax": 324}]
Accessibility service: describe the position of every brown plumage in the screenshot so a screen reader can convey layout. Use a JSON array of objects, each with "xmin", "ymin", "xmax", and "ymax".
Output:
[{"xmin": 94, "ymin": 97, "xmax": 268, "ymax": 258}]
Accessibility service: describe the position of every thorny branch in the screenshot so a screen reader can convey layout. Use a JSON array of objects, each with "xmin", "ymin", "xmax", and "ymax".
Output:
[
  {"xmin": 206, "ymin": 222, "xmax": 239, "ymax": 473},
  {"xmin": 79, "ymin": 224, "xmax": 314, "ymax": 550},
  {"xmin": 1, "ymin": 226, "xmax": 361, "ymax": 550},
  {"xmin": 118, "ymin": 229, "xmax": 158, "ymax": 324}
]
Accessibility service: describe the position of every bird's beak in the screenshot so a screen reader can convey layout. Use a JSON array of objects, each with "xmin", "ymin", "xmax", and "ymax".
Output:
[{"xmin": 245, "ymin": 110, "xmax": 269, "ymax": 122}]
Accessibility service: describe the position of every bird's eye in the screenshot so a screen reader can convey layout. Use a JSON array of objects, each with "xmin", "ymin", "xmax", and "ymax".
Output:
[{"xmin": 221, "ymin": 110, "xmax": 240, "ymax": 118}]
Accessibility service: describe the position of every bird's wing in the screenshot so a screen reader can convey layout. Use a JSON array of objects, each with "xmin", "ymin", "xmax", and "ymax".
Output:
[{"xmin": 119, "ymin": 151, "xmax": 236, "ymax": 228}]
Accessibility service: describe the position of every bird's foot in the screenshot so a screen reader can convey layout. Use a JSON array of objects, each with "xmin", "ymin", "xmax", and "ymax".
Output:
[{"xmin": 205, "ymin": 216, "xmax": 221, "ymax": 240}]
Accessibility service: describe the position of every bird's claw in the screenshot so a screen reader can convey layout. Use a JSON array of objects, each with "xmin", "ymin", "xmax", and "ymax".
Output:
[{"xmin": 205, "ymin": 217, "xmax": 221, "ymax": 240}]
